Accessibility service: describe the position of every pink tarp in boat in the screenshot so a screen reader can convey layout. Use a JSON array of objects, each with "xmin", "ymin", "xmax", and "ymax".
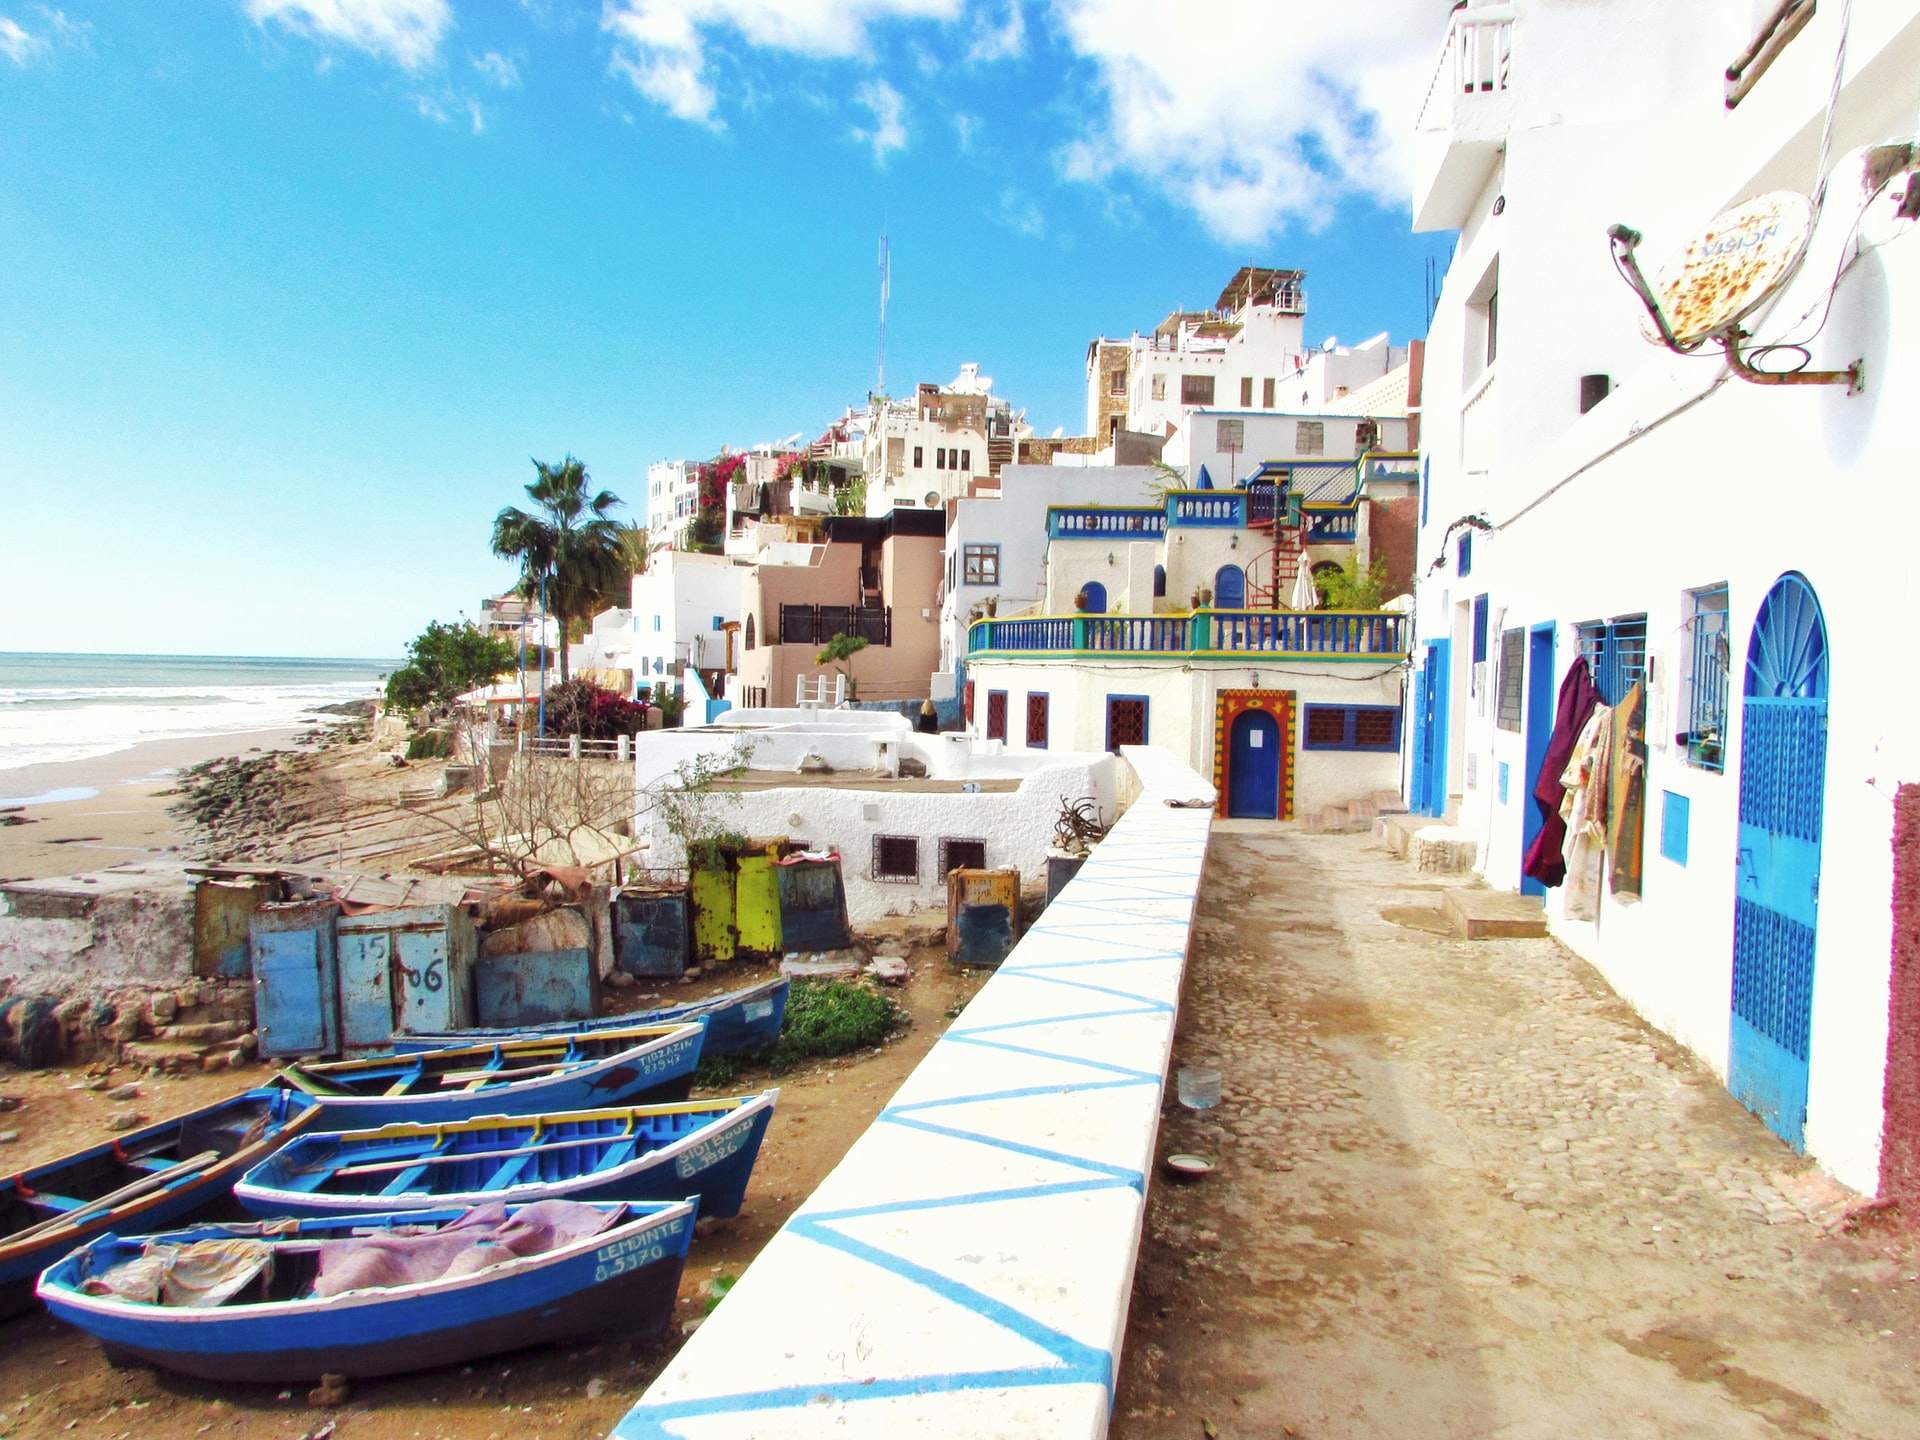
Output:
[{"xmin": 313, "ymin": 1201, "xmax": 621, "ymax": 1298}]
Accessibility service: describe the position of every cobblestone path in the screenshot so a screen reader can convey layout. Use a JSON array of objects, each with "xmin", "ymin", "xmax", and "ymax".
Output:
[{"xmin": 1113, "ymin": 828, "xmax": 1918, "ymax": 1440}]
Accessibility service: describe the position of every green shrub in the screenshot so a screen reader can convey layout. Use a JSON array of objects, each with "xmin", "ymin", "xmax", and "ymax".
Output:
[
  {"xmin": 768, "ymin": 979, "xmax": 899, "ymax": 1070},
  {"xmin": 405, "ymin": 730, "xmax": 452, "ymax": 760}
]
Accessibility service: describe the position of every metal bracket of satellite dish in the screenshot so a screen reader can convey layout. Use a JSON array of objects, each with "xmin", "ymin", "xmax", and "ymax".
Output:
[{"xmin": 1607, "ymin": 191, "xmax": 1863, "ymax": 393}]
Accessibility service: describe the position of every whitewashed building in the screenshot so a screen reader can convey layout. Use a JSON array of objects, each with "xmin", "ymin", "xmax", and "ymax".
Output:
[
  {"xmin": 646, "ymin": 459, "xmax": 699, "ymax": 546},
  {"xmin": 628, "ymin": 549, "xmax": 745, "ymax": 701},
  {"xmin": 963, "ymin": 468, "xmax": 1413, "ymax": 823},
  {"xmin": 1407, "ymin": 0, "xmax": 1920, "ymax": 1196}
]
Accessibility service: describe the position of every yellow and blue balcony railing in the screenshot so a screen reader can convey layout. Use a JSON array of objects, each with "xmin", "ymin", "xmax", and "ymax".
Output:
[{"xmin": 966, "ymin": 607, "xmax": 1408, "ymax": 660}]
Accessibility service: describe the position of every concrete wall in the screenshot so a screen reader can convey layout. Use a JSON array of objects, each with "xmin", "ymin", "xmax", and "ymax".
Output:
[
  {"xmin": 0, "ymin": 869, "xmax": 196, "ymax": 991},
  {"xmin": 612, "ymin": 744, "xmax": 1214, "ymax": 1438},
  {"xmin": 632, "ymin": 714, "xmax": 1119, "ymax": 920},
  {"xmin": 964, "ymin": 658, "xmax": 1404, "ymax": 820},
  {"xmin": 1409, "ymin": 0, "xmax": 1920, "ymax": 1193}
]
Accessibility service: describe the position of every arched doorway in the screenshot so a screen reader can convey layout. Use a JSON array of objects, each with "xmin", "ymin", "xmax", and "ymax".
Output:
[
  {"xmin": 1079, "ymin": 580, "xmax": 1107, "ymax": 614},
  {"xmin": 1728, "ymin": 572, "xmax": 1829, "ymax": 1151},
  {"xmin": 1214, "ymin": 564, "xmax": 1245, "ymax": 609},
  {"xmin": 1227, "ymin": 709, "xmax": 1281, "ymax": 818}
]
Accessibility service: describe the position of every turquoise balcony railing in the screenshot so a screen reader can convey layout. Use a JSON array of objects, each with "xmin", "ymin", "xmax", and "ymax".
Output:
[
  {"xmin": 967, "ymin": 608, "xmax": 1407, "ymax": 659},
  {"xmin": 1046, "ymin": 506, "xmax": 1168, "ymax": 540}
]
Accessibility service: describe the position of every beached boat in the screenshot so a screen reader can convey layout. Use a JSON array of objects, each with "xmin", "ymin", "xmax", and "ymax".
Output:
[
  {"xmin": 234, "ymin": 1090, "xmax": 777, "ymax": 1220},
  {"xmin": 0, "ymin": 1088, "xmax": 319, "ymax": 1320},
  {"xmin": 277, "ymin": 1022, "xmax": 705, "ymax": 1130},
  {"xmin": 391, "ymin": 977, "xmax": 789, "ymax": 1058},
  {"xmin": 36, "ymin": 1197, "xmax": 694, "ymax": 1381}
]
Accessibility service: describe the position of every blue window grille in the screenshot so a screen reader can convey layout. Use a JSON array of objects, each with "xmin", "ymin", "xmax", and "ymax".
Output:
[
  {"xmin": 1026, "ymin": 692, "xmax": 1049, "ymax": 748},
  {"xmin": 1660, "ymin": 790, "xmax": 1690, "ymax": 865},
  {"xmin": 1685, "ymin": 585, "xmax": 1730, "ymax": 771},
  {"xmin": 652, "ymin": 615, "xmax": 663, "ymax": 632},
  {"xmin": 1472, "ymin": 594, "xmax": 1489, "ymax": 664},
  {"xmin": 1498, "ymin": 760, "xmax": 1510, "ymax": 803},
  {"xmin": 1302, "ymin": 704, "xmax": 1401, "ymax": 752},
  {"xmin": 1575, "ymin": 614, "xmax": 1649, "ymax": 705},
  {"xmin": 711, "ymin": 614, "xmax": 724, "ymax": 631},
  {"xmin": 1457, "ymin": 531, "xmax": 1473, "ymax": 576}
]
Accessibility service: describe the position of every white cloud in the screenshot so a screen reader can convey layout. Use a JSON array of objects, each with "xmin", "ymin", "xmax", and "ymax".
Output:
[
  {"xmin": 966, "ymin": 0, "xmax": 1022, "ymax": 63},
  {"xmin": 1, "ymin": 6, "xmax": 90, "ymax": 66},
  {"xmin": 994, "ymin": 185, "xmax": 1045, "ymax": 238},
  {"xmin": 0, "ymin": 16, "xmax": 42, "ymax": 64},
  {"xmin": 467, "ymin": 96, "xmax": 485, "ymax": 132},
  {"xmin": 851, "ymin": 78, "xmax": 907, "ymax": 166},
  {"xmin": 1050, "ymin": 0, "xmax": 1443, "ymax": 243},
  {"xmin": 245, "ymin": 0, "xmax": 451, "ymax": 72},
  {"xmin": 951, "ymin": 110, "xmax": 978, "ymax": 153},
  {"xmin": 601, "ymin": 0, "xmax": 960, "ymax": 126},
  {"xmin": 470, "ymin": 49, "xmax": 520, "ymax": 87}
]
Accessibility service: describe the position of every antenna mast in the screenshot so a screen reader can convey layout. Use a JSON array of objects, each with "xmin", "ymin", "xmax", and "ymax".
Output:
[{"xmin": 877, "ymin": 233, "xmax": 890, "ymax": 395}]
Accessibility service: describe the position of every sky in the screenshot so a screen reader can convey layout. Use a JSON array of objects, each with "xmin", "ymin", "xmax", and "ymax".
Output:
[{"xmin": 0, "ymin": 0, "xmax": 1456, "ymax": 660}]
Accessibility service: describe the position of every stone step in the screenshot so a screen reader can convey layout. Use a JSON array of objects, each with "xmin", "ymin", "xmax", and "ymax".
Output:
[
  {"xmin": 1441, "ymin": 887, "xmax": 1548, "ymax": 940},
  {"xmin": 1373, "ymin": 813, "xmax": 1424, "ymax": 858},
  {"xmin": 1411, "ymin": 825, "xmax": 1477, "ymax": 873}
]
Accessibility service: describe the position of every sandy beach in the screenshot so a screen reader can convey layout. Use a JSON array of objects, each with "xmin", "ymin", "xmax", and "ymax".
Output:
[{"xmin": 0, "ymin": 727, "xmax": 306, "ymax": 882}]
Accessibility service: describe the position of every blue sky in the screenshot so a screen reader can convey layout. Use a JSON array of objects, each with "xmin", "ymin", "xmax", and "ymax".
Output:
[{"xmin": 0, "ymin": 1, "xmax": 1455, "ymax": 659}]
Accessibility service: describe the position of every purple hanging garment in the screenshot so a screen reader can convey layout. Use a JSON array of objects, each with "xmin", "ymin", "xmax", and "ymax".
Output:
[{"xmin": 1521, "ymin": 656, "xmax": 1601, "ymax": 888}]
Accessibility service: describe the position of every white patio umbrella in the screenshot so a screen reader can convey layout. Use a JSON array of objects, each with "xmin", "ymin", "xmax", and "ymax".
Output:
[{"xmin": 1289, "ymin": 565, "xmax": 1319, "ymax": 611}]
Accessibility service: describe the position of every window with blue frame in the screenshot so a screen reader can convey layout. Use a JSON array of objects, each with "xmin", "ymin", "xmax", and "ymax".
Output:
[
  {"xmin": 1575, "ymin": 614, "xmax": 1649, "ymax": 705},
  {"xmin": 1302, "ymin": 704, "xmax": 1401, "ymax": 752},
  {"xmin": 1682, "ymin": 585, "xmax": 1730, "ymax": 771},
  {"xmin": 1472, "ymin": 595, "xmax": 1489, "ymax": 663},
  {"xmin": 1457, "ymin": 531, "xmax": 1473, "ymax": 576}
]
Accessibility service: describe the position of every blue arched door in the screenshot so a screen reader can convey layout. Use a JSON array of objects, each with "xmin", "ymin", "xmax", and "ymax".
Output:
[
  {"xmin": 1214, "ymin": 565, "xmax": 1245, "ymax": 608},
  {"xmin": 1227, "ymin": 709, "xmax": 1281, "ymax": 818},
  {"xmin": 1728, "ymin": 573, "xmax": 1829, "ymax": 1151},
  {"xmin": 1079, "ymin": 580, "xmax": 1107, "ymax": 614}
]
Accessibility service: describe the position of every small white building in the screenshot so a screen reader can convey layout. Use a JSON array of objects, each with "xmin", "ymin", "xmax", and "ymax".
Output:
[
  {"xmin": 937, "ymin": 464, "xmax": 1166, "ymax": 687},
  {"xmin": 633, "ymin": 709, "xmax": 1118, "ymax": 921},
  {"xmin": 1405, "ymin": 0, "xmax": 1920, "ymax": 1196},
  {"xmin": 1165, "ymin": 407, "xmax": 1413, "ymax": 492},
  {"xmin": 628, "ymin": 549, "xmax": 746, "ymax": 701},
  {"xmin": 646, "ymin": 459, "xmax": 699, "ymax": 547}
]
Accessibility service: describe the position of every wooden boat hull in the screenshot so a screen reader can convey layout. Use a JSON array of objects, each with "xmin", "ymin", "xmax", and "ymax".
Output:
[
  {"xmin": 235, "ymin": 1090, "xmax": 778, "ymax": 1221},
  {"xmin": 36, "ymin": 1200, "xmax": 694, "ymax": 1382},
  {"xmin": 283, "ymin": 1023, "xmax": 706, "ymax": 1131},
  {"xmin": 392, "ymin": 978, "xmax": 789, "ymax": 1058},
  {"xmin": 0, "ymin": 1089, "xmax": 319, "ymax": 1321}
]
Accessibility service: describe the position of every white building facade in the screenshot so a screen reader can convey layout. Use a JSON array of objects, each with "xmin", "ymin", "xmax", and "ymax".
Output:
[
  {"xmin": 1407, "ymin": 0, "xmax": 1920, "ymax": 1196},
  {"xmin": 628, "ymin": 549, "xmax": 745, "ymax": 697}
]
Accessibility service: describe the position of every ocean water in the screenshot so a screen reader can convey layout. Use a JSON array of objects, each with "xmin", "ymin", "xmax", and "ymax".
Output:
[{"xmin": 0, "ymin": 652, "xmax": 395, "ymax": 774}]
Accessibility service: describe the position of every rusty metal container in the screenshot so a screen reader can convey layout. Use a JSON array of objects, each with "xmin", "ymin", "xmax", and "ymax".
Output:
[{"xmin": 946, "ymin": 867, "xmax": 1021, "ymax": 969}]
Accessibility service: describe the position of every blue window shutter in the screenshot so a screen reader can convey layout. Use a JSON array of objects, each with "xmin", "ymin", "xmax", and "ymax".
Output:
[{"xmin": 1660, "ymin": 791, "xmax": 1690, "ymax": 865}]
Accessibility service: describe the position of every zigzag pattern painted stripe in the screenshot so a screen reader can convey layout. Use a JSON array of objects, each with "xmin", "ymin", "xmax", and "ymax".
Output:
[{"xmin": 611, "ymin": 759, "xmax": 1213, "ymax": 1439}]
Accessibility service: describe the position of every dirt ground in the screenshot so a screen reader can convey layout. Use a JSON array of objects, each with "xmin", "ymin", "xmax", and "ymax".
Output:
[
  {"xmin": 0, "ymin": 947, "xmax": 987, "ymax": 1440},
  {"xmin": 1115, "ymin": 828, "xmax": 1920, "ymax": 1440}
]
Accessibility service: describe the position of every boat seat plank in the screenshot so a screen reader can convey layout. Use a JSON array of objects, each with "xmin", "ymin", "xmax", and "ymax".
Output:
[
  {"xmin": 482, "ymin": 1155, "xmax": 534, "ymax": 1191},
  {"xmin": 599, "ymin": 1140, "xmax": 639, "ymax": 1169},
  {"xmin": 126, "ymin": 1157, "xmax": 176, "ymax": 1174},
  {"xmin": 380, "ymin": 1164, "xmax": 430, "ymax": 1197}
]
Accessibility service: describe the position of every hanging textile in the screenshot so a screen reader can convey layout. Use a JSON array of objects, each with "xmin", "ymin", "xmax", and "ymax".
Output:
[
  {"xmin": 1608, "ymin": 680, "xmax": 1649, "ymax": 897},
  {"xmin": 1559, "ymin": 704, "xmax": 1613, "ymax": 920},
  {"xmin": 1521, "ymin": 656, "xmax": 1602, "ymax": 888}
]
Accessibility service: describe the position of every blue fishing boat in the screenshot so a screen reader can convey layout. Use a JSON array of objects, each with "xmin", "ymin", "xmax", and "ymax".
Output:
[
  {"xmin": 277, "ymin": 1022, "xmax": 705, "ymax": 1130},
  {"xmin": 234, "ymin": 1089, "xmax": 777, "ymax": 1220},
  {"xmin": 36, "ymin": 1197, "xmax": 694, "ymax": 1381},
  {"xmin": 391, "ymin": 977, "xmax": 789, "ymax": 1058},
  {"xmin": 0, "ymin": 1088, "xmax": 319, "ymax": 1320}
]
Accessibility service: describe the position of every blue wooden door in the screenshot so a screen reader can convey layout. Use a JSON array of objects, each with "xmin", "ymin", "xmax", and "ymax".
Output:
[
  {"xmin": 249, "ymin": 901, "xmax": 339, "ymax": 1058},
  {"xmin": 1521, "ymin": 624, "xmax": 1557, "ymax": 896},
  {"xmin": 1729, "ymin": 574, "xmax": 1828, "ymax": 1151},
  {"xmin": 1418, "ymin": 639, "xmax": 1451, "ymax": 816},
  {"xmin": 335, "ymin": 928, "xmax": 394, "ymax": 1050},
  {"xmin": 1227, "ymin": 709, "xmax": 1281, "ymax": 818},
  {"xmin": 1080, "ymin": 580, "xmax": 1107, "ymax": 614},
  {"xmin": 1214, "ymin": 565, "xmax": 1245, "ymax": 608}
]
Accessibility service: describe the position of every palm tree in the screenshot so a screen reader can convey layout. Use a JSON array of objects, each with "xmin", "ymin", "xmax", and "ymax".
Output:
[
  {"xmin": 615, "ymin": 522, "xmax": 659, "ymax": 577},
  {"xmin": 491, "ymin": 456, "xmax": 625, "ymax": 686}
]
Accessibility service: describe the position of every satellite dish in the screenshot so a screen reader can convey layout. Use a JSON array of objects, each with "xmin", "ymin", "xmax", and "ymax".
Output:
[{"xmin": 1645, "ymin": 191, "xmax": 1813, "ymax": 347}]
